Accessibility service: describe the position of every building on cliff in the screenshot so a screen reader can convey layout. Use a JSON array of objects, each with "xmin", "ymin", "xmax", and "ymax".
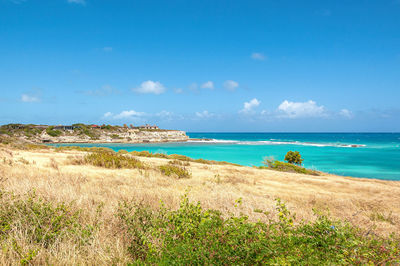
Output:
[{"xmin": 139, "ymin": 124, "xmax": 159, "ymax": 130}]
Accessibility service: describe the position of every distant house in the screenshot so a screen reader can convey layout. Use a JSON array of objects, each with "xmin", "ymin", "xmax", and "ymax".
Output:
[
  {"xmin": 91, "ymin": 125, "xmax": 101, "ymax": 129},
  {"xmin": 54, "ymin": 125, "xmax": 80, "ymax": 131},
  {"xmin": 33, "ymin": 125, "xmax": 49, "ymax": 130},
  {"xmin": 9, "ymin": 124, "xmax": 25, "ymax": 130},
  {"xmin": 139, "ymin": 124, "xmax": 159, "ymax": 130}
]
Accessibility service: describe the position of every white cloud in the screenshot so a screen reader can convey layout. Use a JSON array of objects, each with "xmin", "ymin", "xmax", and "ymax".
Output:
[
  {"xmin": 21, "ymin": 94, "xmax": 39, "ymax": 103},
  {"xmin": 103, "ymin": 112, "xmax": 113, "ymax": 118},
  {"xmin": 104, "ymin": 110, "xmax": 146, "ymax": 120},
  {"xmin": 224, "ymin": 80, "xmax": 239, "ymax": 91},
  {"xmin": 277, "ymin": 100, "xmax": 326, "ymax": 118},
  {"xmin": 133, "ymin": 80, "xmax": 166, "ymax": 95},
  {"xmin": 103, "ymin": 47, "xmax": 112, "ymax": 52},
  {"xmin": 114, "ymin": 110, "xmax": 145, "ymax": 119},
  {"xmin": 200, "ymin": 81, "xmax": 214, "ymax": 89},
  {"xmin": 195, "ymin": 110, "xmax": 214, "ymax": 118},
  {"xmin": 251, "ymin": 52, "xmax": 265, "ymax": 61},
  {"xmin": 174, "ymin": 88, "xmax": 183, "ymax": 94},
  {"xmin": 261, "ymin": 110, "xmax": 270, "ymax": 115},
  {"xmin": 240, "ymin": 98, "xmax": 260, "ymax": 114},
  {"xmin": 339, "ymin": 109, "xmax": 353, "ymax": 119},
  {"xmin": 67, "ymin": 0, "xmax": 86, "ymax": 5}
]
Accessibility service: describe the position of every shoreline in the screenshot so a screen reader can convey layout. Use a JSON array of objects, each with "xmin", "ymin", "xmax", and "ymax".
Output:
[
  {"xmin": 46, "ymin": 142, "xmax": 400, "ymax": 182},
  {"xmin": 1, "ymin": 145, "xmax": 399, "ymax": 237}
]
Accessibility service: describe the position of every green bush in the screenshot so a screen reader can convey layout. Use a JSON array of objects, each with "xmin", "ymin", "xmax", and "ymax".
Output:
[
  {"xmin": 168, "ymin": 159, "xmax": 190, "ymax": 166},
  {"xmin": 0, "ymin": 191, "xmax": 94, "ymax": 248},
  {"xmin": 158, "ymin": 164, "xmax": 191, "ymax": 179},
  {"xmin": 46, "ymin": 127, "xmax": 62, "ymax": 137},
  {"xmin": 75, "ymin": 152, "xmax": 147, "ymax": 169},
  {"xmin": 261, "ymin": 157, "xmax": 319, "ymax": 175},
  {"xmin": 129, "ymin": 151, "xmax": 238, "ymax": 166},
  {"xmin": 284, "ymin": 151, "xmax": 304, "ymax": 165},
  {"xmin": 55, "ymin": 146, "xmax": 114, "ymax": 153},
  {"xmin": 110, "ymin": 134, "xmax": 122, "ymax": 139},
  {"xmin": 117, "ymin": 195, "xmax": 400, "ymax": 264}
]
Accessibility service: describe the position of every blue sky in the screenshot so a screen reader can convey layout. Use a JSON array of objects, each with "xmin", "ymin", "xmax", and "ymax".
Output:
[{"xmin": 1, "ymin": 0, "xmax": 399, "ymax": 132}]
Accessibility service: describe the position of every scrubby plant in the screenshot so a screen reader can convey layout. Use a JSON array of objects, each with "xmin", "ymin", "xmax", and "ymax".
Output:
[
  {"xmin": 72, "ymin": 152, "xmax": 147, "ymax": 169},
  {"xmin": 129, "ymin": 151, "xmax": 238, "ymax": 166},
  {"xmin": 284, "ymin": 151, "xmax": 304, "ymax": 165},
  {"xmin": 158, "ymin": 164, "xmax": 191, "ymax": 179},
  {"xmin": 46, "ymin": 127, "xmax": 62, "ymax": 137},
  {"xmin": 117, "ymin": 195, "xmax": 400, "ymax": 265},
  {"xmin": 0, "ymin": 191, "xmax": 95, "ymax": 248},
  {"xmin": 110, "ymin": 134, "xmax": 122, "ymax": 139},
  {"xmin": 261, "ymin": 157, "xmax": 319, "ymax": 175},
  {"xmin": 168, "ymin": 159, "xmax": 190, "ymax": 166}
]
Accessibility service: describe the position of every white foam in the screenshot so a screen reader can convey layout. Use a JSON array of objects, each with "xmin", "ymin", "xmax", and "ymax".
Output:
[
  {"xmin": 188, "ymin": 138, "xmax": 365, "ymax": 148},
  {"xmin": 187, "ymin": 139, "xmax": 239, "ymax": 144}
]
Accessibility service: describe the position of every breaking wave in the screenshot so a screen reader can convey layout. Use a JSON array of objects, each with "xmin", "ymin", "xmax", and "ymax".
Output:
[{"xmin": 188, "ymin": 139, "xmax": 366, "ymax": 148}]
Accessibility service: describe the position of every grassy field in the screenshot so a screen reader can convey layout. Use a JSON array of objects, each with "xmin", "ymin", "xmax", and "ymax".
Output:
[{"xmin": 0, "ymin": 144, "xmax": 399, "ymax": 264}]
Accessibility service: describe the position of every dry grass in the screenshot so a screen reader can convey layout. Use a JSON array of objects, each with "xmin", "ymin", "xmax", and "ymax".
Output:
[{"xmin": 0, "ymin": 146, "xmax": 400, "ymax": 264}]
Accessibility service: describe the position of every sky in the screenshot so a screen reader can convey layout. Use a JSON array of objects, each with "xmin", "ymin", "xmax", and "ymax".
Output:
[{"xmin": 1, "ymin": 0, "xmax": 400, "ymax": 132}]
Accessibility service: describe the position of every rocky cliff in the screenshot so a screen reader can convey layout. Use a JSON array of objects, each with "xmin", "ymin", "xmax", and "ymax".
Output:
[
  {"xmin": 0, "ymin": 124, "xmax": 189, "ymax": 144},
  {"xmin": 40, "ymin": 129, "xmax": 189, "ymax": 143}
]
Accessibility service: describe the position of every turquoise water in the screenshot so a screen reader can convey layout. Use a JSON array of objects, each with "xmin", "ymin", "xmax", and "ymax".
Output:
[{"xmin": 50, "ymin": 133, "xmax": 400, "ymax": 181}]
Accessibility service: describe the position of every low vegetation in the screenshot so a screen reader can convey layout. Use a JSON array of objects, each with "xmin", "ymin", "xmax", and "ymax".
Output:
[
  {"xmin": 284, "ymin": 150, "xmax": 304, "ymax": 165},
  {"xmin": 129, "ymin": 150, "xmax": 239, "ymax": 166},
  {"xmin": 0, "ymin": 146, "xmax": 399, "ymax": 264},
  {"xmin": 46, "ymin": 127, "xmax": 62, "ymax": 137},
  {"xmin": 261, "ymin": 157, "xmax": 320, "ymax": 175},
  {"xmin": 0, "ymin": 191, "xmax": 96, "ymax": 264},
  {"xmin": 1, "ymin": 188, "xmax": 398, "ymax": 264},
  {"xmin": 158, "ymin": 164, "xmax": 191, "ymax": 179},
  {"xmin": 71, "ymin": 152, "xmax": 147, "ymax": 169},
  {"xmin": 117, "ymin": 195, "xmax": 399, "ymax": 264}
]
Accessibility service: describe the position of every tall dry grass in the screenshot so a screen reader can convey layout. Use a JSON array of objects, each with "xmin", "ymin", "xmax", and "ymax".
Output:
[{"xmin": 0, "ymin": 146, "xmax": 399, "ymax": 264}]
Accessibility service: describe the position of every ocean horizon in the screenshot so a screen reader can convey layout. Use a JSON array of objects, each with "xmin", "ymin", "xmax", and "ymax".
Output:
[{"xmin": 51, "ymin": 132, "xmax": 400, "ymax": 181}]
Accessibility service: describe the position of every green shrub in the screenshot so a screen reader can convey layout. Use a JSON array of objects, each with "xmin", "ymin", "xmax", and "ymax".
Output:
[
  {"xmin": 73, "ymin": 152, "xmax": 147, "ymax": 169},
  {"xmin": 168, "ymin": 159, "xmax": 190, "ymax": 166},
  {"xmin": 117, "ymin": 195, "xmax": 400, "ymax": 264},
  {"xmin": 129, "ymin": 151, "xmax": 238, "ymax": 166},
  {"xmin": 0, "ymin": 191, "xmax": 94, "ymax": 248},
  {"xmin": 46, "ymin": 127, "xmax": 62, "ymax": 137},
  {"xmin": 158, "ymin": 164, "xmax": 191, "ymax": 179},
  {"xmin": 111, "ymin": 134, "xmax": 122, "ymax": 139},
  {"xmin": 284, "ymin": 151, "xmax": 304, "ymax": 165},
  {"xmin": 55, "ymin": 146, "xmax": 114, "ymax": 153},
  {"xmin": 130, "ymin": 151, "xmax": 169, "ymax": 159},
  {"xmin": 261, "ymin": 158, "xmax": 319, "ymax": 175},
  {"xmin": 168, "ymin": 154, "xmax": 191, "ymax": 161}
]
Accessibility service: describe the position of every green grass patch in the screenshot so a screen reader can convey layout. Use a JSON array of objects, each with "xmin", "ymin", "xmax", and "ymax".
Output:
[
  {"xmin": 46, "ymin": 127, "xmax": 62, "ymax": 137},
  {"xmin": 117, "ymin": 195, "xmax": 400, "ymax": 265},
  {"xmin": 129, "ymin": 151, "xmax": 239, "ymax": 166},
  {"xmin": 72, "ymin": 152, "xmax": 147, "ymax": 169},
  {"xmin": 0, "ymin": 191, "xmax": 95, "ymax": 248},
  {"xmin": 260, "ymin": 159, "xmax": 320, "ymax": 175},
  {"xmin": 158, "ymin": 164, "xmax": 191, "ymax": 179}
]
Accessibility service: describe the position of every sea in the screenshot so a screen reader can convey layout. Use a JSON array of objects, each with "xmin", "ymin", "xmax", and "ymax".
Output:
[{"xmin": 51, "ymin": 133, "xmax": 400, "ymax": 181}]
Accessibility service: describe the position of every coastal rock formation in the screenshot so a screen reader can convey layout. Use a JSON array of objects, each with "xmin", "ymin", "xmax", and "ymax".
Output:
[
  {"xmin": 0, "ymin": 124, "xmax": 189, "ymax": 144},
  {"xmin": 45, "ymin": 129, "xmax": 189, "ymax": 143},
  {"xmin": 40, "ymin": 129, "xmax": 189, "ymax": 143}
]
